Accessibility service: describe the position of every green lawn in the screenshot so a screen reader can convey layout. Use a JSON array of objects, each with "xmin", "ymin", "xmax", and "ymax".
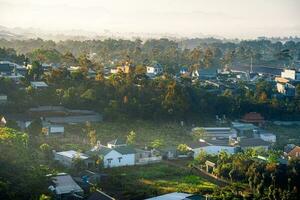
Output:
[
  {"xmin": 43, "ymin": 119, "xmax": 197, "ymax": 151},
  {"xmin": 100, "ymin": 163, "xmax": 216, "ymax": 200}
]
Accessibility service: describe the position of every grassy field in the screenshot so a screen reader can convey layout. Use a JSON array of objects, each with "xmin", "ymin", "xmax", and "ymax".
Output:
[
  {"xmin": 100, "ymin": 163, "xmax": 216, "ymax": 200},
  {"xmin": 265, "ymin": 124, "xmax": 300, "ymax": 148},
  {"xmin": 42, "ymin": 119, "xmax": 200, "ymax": 151}
]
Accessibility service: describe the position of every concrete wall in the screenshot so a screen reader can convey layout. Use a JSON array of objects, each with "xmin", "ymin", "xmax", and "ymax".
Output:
[
  {"xmin": 193, "ymin": 146, "xmax": 235, "ymax": 158},
  {"xmin": 49, "ymin": 126, "xmax": 64, "ymax": 134}
]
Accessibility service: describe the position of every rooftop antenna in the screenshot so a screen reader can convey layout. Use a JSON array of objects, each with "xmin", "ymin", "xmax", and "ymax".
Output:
[{"xmin": 250, "ymin": 56, "xmax": 253, "ymax": 73}]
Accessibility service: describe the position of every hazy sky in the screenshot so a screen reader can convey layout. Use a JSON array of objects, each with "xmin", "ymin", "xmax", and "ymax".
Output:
[{"xmin": 0, "ymin": 0, "xmax": 299, "ymax": 38}]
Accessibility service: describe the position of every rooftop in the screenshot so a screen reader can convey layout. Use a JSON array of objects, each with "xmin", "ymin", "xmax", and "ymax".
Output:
[
  {"xmin": 107, "ymin": 138, "xmax": 126, "ymax": 146},
  {"xmin": 56, "ymin": 150, "xmax": 89, "ymax": 160},
  {"xmin": 89, "ymin": 145, "xmax": 136, "ymax": 156},
  {"xmin": 231, "ymin": 122, "xmax": 258, "ymax": 131},
  {"xmin": 31, "ymin": 81, "xmax": 48, "ymax": 87},
  {"xmin": 51, "ymin": 174, "xmax": 83, "ymax": 195},
  {"xmin": 238, "ymin": 138, "xmax": 270, "ymax": 147},
  {"xmin": 145, "ymin": 192, "xmax": 204, "ymax": 200},
  {"xmin": 241, "ymin": 112, "xmax": 264, "ymax": 123}
]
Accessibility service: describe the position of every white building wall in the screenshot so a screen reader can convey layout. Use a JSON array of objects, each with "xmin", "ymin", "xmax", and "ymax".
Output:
[
  {"xmin": 281, "ymin": 69, "xmax": 296, "ymax": 80},
  {"xmin": 193, "ymin": 146, "xmax": 235, "ymax": 158},
  {"xmin": 147, "ymin": 67, "xmax": 162, "ymax": 75},
  {"xmin": 103, "ymin": 150, "xmax": 135, "ymax": 168},
  {"xmin": 277, "ymin": 83, "xmax": 285, "ymax": 93},
  {"xmin": 147, "ymin": 66, "xmax": 155, "ymax": 74},
  {"xmin": 50, "ymin": 126, "xmax": 64, "ymax": 133}
]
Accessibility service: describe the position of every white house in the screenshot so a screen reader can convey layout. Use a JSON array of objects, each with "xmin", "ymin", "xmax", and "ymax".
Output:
[
  {"xmin": 259, "ymin": 133, "xmax": 276, "ymax": 143},
  {"xmin": 107, "ymin": 138, "xmax": 127, "ymax": 148},
  {"xmin": 43, "ymin": 122, "xmax": 64, "ymax": 135},
  {"xmin": 281, "ymin": 69, "xmax": 300, "ymax": 81},
  {"xmin": 187, "ymin": 139, "xmax": 236, "ymax": 158},
  {"xmin": 146, "ymin": 61, "xmax": 163, "ymax": 76},
  {"xmin": 276, "ymin": 82, "xmax": 295, "ymax": 96},
  {"xmin": 31, "ymin": 81, "xmax": 48, "ymax": 89},
  {"xmin": 54, "ymin": 150, "xmax": 94, "ymax": 168},
  {"xmin": 0, "ymin": 94, "xmax": 7, "ymax": 104},
  {"xmin": 88, "ymin": 139, "xmax": 136, "ymax": 168}
]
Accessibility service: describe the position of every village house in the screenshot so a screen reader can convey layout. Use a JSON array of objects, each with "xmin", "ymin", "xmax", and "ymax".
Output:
[
  {"xmin": 42, "ymin": 122, "xmax": 64, "ymax": 135},
  {"xmin": 54, "ymin": 150, "xmax": 94, "ymax": 168},
  {"xmin": 110, "ymin": 62, "xmax": 134, "ymax": 74},
  {"xmin": 188, "ymin": 136, "xmax": 271, "ymax": 158},
  {"xmin": 0, "ymin": 61, "xmax": 25, "ymax": 81},
  {"xmin": 192, "ymin": 127, "xmax": 237, "ymax": 139},
  {"xmin": 179, "ymin": 66, "xmax": 189, "ymax": 75},
  {"xmin": 237, "ymin": 138, "xmax": 270, "ymax": 151},
  {"xmin": 232, "ymin": 122, "xmax": 258, "ymax": 135},
  {"xmin": 187, "ymin": 139, "xmax": 236, "ymax": 158},
  {"xmin": 275, "ymin": 69, "xmax": 300, "ymax": 96},
  {"xmin": 5, "ymin": 114, "xmax": 34, "ymax": 130},
  {"xmin": 259, "ymin": 132, "xmax": 276, "ymax": 143},
  {"xmin": 281, "ymin": 68, "xmax": 300, "ymax": 81},
  {"xmin": 285, "ymin": 145, "xmax": 300, "ymax": 159},
  {"xmin": 88, "ymin": 139, "xmax": 136, "ymax": 168},
  {"xmin": 0, "ymin": 61, "xmax": 15, "ymax": 76},
  {"xmin": 0, "ymin": 116, "xmax": 7, "ymax": 126},
  {"xmin": 276, "ymin": 78, "xmax": 296, "ymax": 96},
  {"xmin": 30, "ymin": 81, "xmax": 48, "ymax": 89},
  {"xmin": 145, "ymin": 192, "xmax": 205, "ymax": 200},
  {"xmin": 146, "ymin": 61, "xmax": 163, "ymax": 77},
  {"xmin": 0, "ymin": 94, "xmax": 7, "ymax": 104},
  {"xmin": 135, "ymin": 148, "xmax": 162, "ymax": 165},
  {"xmin": 48, "ymin": 173, "xmax": 84, "ymax": 199},
  {"xmin": 241, "ymin": 112, "xmax": 265, "ymax": 126}
]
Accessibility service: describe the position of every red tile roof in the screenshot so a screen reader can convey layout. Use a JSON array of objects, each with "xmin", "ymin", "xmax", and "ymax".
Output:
[{"xmin": 241, "ymin": 112, "xmax": 264, "ymax": 123}]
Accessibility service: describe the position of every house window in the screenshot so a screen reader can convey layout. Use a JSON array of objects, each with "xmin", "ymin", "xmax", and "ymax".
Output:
[
  {"xmin": 107, "ymin": 158, "xmax": 113, "ymax": 164},
  {"xmin": 118, "ymin": 157, "xmax": 122, "ymax": 163}
]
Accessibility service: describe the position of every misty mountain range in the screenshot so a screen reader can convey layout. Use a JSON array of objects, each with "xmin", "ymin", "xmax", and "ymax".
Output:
[{"xmin": 0, "ymin": 25, "xmax": 299, "ymax": 44}]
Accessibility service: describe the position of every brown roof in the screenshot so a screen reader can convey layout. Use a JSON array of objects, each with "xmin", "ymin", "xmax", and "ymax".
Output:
[
  {"xmin": 241, "ymin": 112, "xmax": 264, "ymax": 123},
  {"xmin": 288, "ymin": 146, "xmax": 300, "ymax": 158},
  {"xmin": 238, "ymin": 138, "xmax": 270, "ymax": 148}
]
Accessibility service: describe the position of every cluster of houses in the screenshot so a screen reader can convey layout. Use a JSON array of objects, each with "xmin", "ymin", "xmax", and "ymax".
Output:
[
  {"xmin": 54, "ymin": 138, "xmax": 163, "ymax": 169},
  {"xmin": 0, "ymin": 106, "xmax": 102, "ymax": 135},
  {"xmin": 108, "ymin": 60, "xmax": 164, "ymax": 78},
  {"xmin": 48, "ymin": 171, "xmax": 205, "ymax": 200},
  {"xmin": 187, "ymin": 112, "xmax": 275, "ymax": 158},
  {"xmin": 275, "ymin": 68, "xmax": 300, "ymax": 96}
]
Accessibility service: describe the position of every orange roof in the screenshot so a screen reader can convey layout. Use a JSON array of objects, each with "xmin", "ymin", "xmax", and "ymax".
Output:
[{"xmin": 275, "ymin": 77, "xmax": 289, "ymax": 83}]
